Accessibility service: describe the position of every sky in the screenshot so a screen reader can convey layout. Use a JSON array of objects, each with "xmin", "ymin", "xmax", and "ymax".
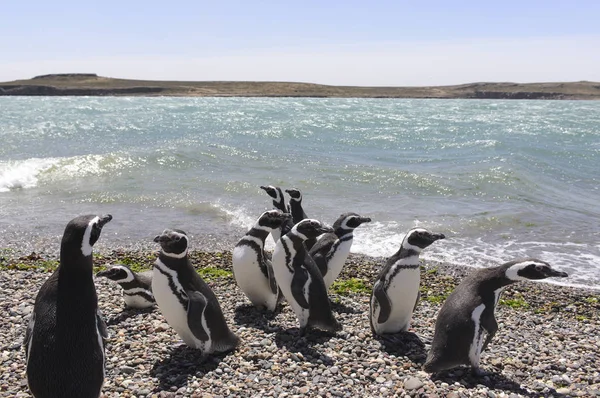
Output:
[{"xmin": 1, "ymin": 1, "xmax": 599, "ymax": 86}]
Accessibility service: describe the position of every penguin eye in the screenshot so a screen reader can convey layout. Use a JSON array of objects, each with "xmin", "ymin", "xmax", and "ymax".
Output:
[{"xmin": 535, "ymin": 265, "xmax": 546, "ymax": 272}]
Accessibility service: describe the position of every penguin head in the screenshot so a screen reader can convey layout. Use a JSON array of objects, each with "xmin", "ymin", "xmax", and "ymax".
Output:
[
  {"xmin": 154, "ymin": 229, "xmax": 189, "ymax": 258},
  {"xmin": 258, "ymin": 209, "xmax": 292, "ymax": 230},
  {"xmin": 260, "ymin": 185, "xmax": 284, "ymax": 202},
  {"xmin": 285, "ymin": 188, "xmax": 302, "ymax": 202},
  {"xmin": 334, "ymin": 212, "xmax": 372, "ymax": 230},
  {"xmin": 504, "ymin": 258, "xmax": 568, "ymax": 281},
  {"xmin": 61, "ymin": 214, "xmax": 112, "ymax": 258},
  {"xmin": 96, "ymin": 264, "xmax": 135, "ymax": 282},
  {"xmin": 291, "ymin": 219, "xmax": 334, "ymax": 240},
  {"xmin": 403, "ymin": 227, "xmax": 445, "ymax": 251}
]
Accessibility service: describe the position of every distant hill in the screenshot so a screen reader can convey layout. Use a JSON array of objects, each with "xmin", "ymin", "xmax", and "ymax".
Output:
[{"xmin": 1, "ymin": 74, "xmax": 599, "ymax": 100}]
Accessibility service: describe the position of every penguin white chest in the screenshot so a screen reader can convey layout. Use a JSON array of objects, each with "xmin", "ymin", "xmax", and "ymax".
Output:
[
  {"xmin": 232, "ymin": 246, "xmax": 277, "ymax": 309},
  {"xmin": 123, "ymin": 292, "xmax": 154, "ymax": 309},
  {"xmin": 271, "ymin": 243, "xmax": 293, "ymax": 298},
  {"xmin": 469, "ymin": 304, "xmax": 487, "ymax": 367},
  {"xmin": 379, "ymin": 267, "xmax": 421, "ymax": 333},
  {"xmin": 323, "ymin": 238, "xmax": 353, "ymax": 289},
  {"xmin": 271, "ymin": 229, "xmax": 282, "ymax": 245},
  {"xmin": 152, "ymin": 265, "xmax": 208, "ymax": 350},
  {"xmin": 272, "ymin": 241, "xmax": 310, "ymax": 325}
]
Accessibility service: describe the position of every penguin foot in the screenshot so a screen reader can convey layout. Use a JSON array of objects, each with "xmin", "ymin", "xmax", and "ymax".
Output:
[
  {"xmin": 263, "ymin": 309, "xmax": 278, "ymax": 320},
  {"xmin": 379, "ymin": 333, "xmax": 407, "ymax": 346},
  {"xmin": 471, "ymin": 367, "xmax": 490, "ymax": 377}
]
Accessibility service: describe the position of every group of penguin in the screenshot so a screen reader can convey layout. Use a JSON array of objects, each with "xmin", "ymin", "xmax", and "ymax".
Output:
[{"xmin": 22, "ymin": 186, "xmax": 569, "ymax": 398}]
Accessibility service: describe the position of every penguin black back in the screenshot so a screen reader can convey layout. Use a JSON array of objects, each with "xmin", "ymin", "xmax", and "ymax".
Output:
[
  {"xmin": 424, "ymin": 258, "xmax": 568, "ymax": 374},
  {"xmin": 25, "ymin": 214, "xmax": 112, "ymax": 398}
]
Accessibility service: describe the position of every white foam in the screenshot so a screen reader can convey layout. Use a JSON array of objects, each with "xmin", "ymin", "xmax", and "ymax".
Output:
[
  {"xmin": 0, "ymin": 153, "xmax": 140, "ymax": 192},
  {"xmin": 350, "ymin": 221, "xmax": 600, "ymax": 290},
  {"xmin": 0, "ymin": 158, "xmax": 59, "ymax": 192},
  {"xmin": 350, "ymin": 220, "xmax": 430, "ymax": 258},
  {"xmin": 212, "ymin": 201, "xmax": 256, "ymax": 231}
]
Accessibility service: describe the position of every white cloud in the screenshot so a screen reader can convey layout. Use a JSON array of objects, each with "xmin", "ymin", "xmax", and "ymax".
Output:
[{"xmin": 2, "ymin": 36, "xmax": 599, "ymax": 86}]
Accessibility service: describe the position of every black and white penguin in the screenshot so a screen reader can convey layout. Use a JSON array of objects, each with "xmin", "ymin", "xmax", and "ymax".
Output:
[
  {"xmin": 96, "ymin": 264, "xmax": 154, "ymax": 309},
  {"xmin": 271, "ymin": 219, "xmax": 342, "ymax": 335},
  {"xmin": 309, "ymin": 212, "xmax": 371, "ymax": 289},
  {"xmin": 24, "ymin": 214, "xmax": 112, "ymax": 398},
  {"xmin": 260, "ymin": 185, "xmax": 293, "ymax": 243},
  {"xmin": 370, "ymin": 227, "xmax": 445, "ymax": 336},
  {"xmin": 424, "ymin": 258, "xmax": 568, "ymax": 374},
  {"xmin": 284, "ymin": 188, "xmax": 307, "ymax": 223},
  {"xmin": 152, "ymin": 229, "xmax": 239, "ymax": 354},
  {"xmin": 232, "ymin": 209, "xmax": 291, "ymax": 311},
  {"xmin": 285, "ymin": 188, "xmax": 319, "ymax": 251}
]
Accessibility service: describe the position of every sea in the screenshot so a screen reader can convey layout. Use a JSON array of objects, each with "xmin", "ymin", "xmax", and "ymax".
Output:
[{"xmin": 0, "ymin": 97, "xmax": 598, "ymax": 290}]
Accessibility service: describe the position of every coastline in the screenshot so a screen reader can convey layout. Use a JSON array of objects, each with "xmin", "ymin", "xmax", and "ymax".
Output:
[
  {"xmin": 1, "ymin": 249, "xmax": 598, "ymax": 397},
  {"xmin": 1, "ymin": 74, "xmax": 600, "ymax": 100}
]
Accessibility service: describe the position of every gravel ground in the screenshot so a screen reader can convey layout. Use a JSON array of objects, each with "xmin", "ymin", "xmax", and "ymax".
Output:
[{"xmin": 0, "ymin": 250, "xmax": 598, "ymax": 398}]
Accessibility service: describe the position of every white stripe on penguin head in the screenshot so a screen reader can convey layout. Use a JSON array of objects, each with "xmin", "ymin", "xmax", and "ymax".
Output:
[{"xmin": 81, "ymin": 216, "xmax": 100, "ymax": 257}]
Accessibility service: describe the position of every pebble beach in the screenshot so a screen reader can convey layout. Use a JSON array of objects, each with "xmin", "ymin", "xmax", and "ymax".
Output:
[{"xmin": 0, "ymin": 249, "xmax": 598, "ymax": 398}]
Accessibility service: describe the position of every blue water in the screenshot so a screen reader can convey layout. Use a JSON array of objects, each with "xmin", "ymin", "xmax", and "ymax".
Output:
[{"xmin": 0, "ymin": 97, "xmax": 598, "ymax": 289}]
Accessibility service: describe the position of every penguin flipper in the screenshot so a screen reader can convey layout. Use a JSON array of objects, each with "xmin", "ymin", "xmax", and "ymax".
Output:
[
  {"xmin": 291, "ymin": 269, "xmax": 310, "ymax": 309},
  {"xmin": 97, "ymin": 310, "xmax": 109, "ymax": 340},
  {"xmin": 186, "ymin": 291, "xmax": 210, "ymax": 342},
  {"xmin": 311, "ymin": 250, "xmax": 328, "ymax": 278},
  {"xmin": 480, "ymin": 310, "xmax": 498, "ymax": 352},
  {"xmin": 23, "ymin": 311, "xmax": 35, "ymax": 360},
  {"xmin": 413, "ymin": 291, "xmax": 421, "ymax": 312},
  {"xmin": 265, "ymin": 259, "xmax": 279, "ymax": 295},
  {"xmin": 373, "ymin": 282, "xmax": 393, "ymax": 324}
]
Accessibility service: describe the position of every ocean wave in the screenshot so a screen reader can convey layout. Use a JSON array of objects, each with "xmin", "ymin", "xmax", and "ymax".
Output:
[
  {"xmin": 0, "ymin": 153, "xmax": 142, "ymax": 192},
  {"xmin": 0, "ymin": 158, "xmax": 59, "ymax": 192}
]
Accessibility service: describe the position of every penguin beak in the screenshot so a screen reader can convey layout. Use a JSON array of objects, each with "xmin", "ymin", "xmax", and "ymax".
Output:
[
  {"xmin": 97, "ymin": 214, "xmax": 112, "ymax": 228},
  {"xmin": 546, "ymin": 268, "xmax": 568, "ymax": 278},
  {"xmin": 153, "ymin": 235, "xmax": 167, "ymax": 243},
  {"xmin": 358, "ymin": 217, "xmax": 372, "ymax": 224},
  {"xmin": 431, "ymin": 233, "xmax": 445, "ymax": 241}
]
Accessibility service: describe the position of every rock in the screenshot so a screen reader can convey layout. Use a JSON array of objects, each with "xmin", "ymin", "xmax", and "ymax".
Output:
[{"xmin": 404, "ymin": 377, "xmax": 423, "ymax": 390}]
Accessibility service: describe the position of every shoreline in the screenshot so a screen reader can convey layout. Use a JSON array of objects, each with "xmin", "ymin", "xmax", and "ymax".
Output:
[
  {"xmin": 1, "ymin": 249, "xmax": 598, "ymax": 396},
  {"xmin": 1, "ymin": 74, "xmax": 600, "ymax": 100}
]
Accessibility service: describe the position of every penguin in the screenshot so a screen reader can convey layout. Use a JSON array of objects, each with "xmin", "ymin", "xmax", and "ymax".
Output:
[
  {"xmin": 24, "ymin": 214, "xmax": 112, "ymax": 398},
  {"xmin": 309, "ymin": 212, "xmax": 372, "ymax": 289},
  {"xmin": 152, "ymin": 229, "xmax": 239, "ymax": 354},
  {"xmin": 284, "ymin": 188, "xmax": 307, "ymax": 223},
  {"xmin": 424, "ymin": 258, "xmax": 568, "ymax": 375},
  {"xmin": 370, "ymin": 227, "xmax": 445, "ymax": 336},
  {"xmin": 271, "ymin": 219, "xmax": 342, "ymax": 335},
  {"xmin": 232, "ymin": 209, "xmax": 291, "ymax": 311},
  {"xmin": 260, "ymin": 185, "xmax": 294, "ymax": 243},
  {"xmin": 284, "ymin": 188, "xmax": 318, "ymax": 251},
  {"xmin": 96, "ymin": 264, "xmax": 154, "ymax": 309}
]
